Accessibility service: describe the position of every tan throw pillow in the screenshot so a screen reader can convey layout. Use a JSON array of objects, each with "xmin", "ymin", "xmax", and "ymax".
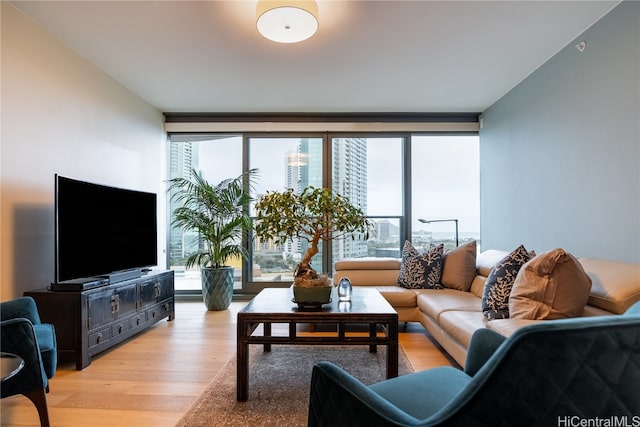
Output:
[
  {"xmin": 441, "ymin": 240, "xmax": 477, "ymax": 291},
  {"xmin": 509, "ymin": 248, "xmax": 592, "ymax": 320}
]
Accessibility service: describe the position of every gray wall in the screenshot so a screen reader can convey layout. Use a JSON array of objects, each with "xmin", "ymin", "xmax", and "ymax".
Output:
[
  {"xmin": 479, "ymin": 1, "xmax": 639, "ymax": 263},
  {"xmin": 1, "ymin": 3, "xmax": 167, "ymax": 299}
]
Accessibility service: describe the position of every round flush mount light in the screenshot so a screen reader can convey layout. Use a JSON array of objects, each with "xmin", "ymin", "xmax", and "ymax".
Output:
[{"xmin": 256, "ymin": 0, "xmax": 319, "ymax": 43}]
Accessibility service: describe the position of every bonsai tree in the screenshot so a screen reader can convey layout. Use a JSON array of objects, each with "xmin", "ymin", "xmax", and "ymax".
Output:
[
  {"xmin": 168, "ymin": 168, "xmax": 257, "ymax": 309},
  {"xmin": 254, "ymin": 186, "xmax": 372, "ymax": 287}
]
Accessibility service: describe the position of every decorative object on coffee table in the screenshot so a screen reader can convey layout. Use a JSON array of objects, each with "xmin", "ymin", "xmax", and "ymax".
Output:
[
  {"xmin": 338, "ymin": 277, "xmax": 352, "ymax": 302},
  {"xmin": 254, "ymin": 186, "xmax": 371, "ymax": 305},
  {"xmin": 290, "ymin": 285, "xmax": 333, "ymax": 309},
  {"xmin": 169, "ymin": 168, "xmax": 258, "ymax": 310}
]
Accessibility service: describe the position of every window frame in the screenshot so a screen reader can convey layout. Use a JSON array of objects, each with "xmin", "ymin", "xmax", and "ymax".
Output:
[{"xmin": 167, "ymin": 124, "xmax": 479, "ymax": 297}]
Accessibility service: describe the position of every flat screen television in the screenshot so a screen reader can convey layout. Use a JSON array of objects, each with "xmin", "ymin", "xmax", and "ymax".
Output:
[{"xmin": 55, "ymin": 174, "xmax": 158, "ymax": 284}]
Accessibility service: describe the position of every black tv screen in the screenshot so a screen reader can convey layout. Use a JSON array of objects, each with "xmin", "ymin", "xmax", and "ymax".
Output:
[{"xmin": 55, "ymin": 175, "xmax": 158, "ymax": 283}]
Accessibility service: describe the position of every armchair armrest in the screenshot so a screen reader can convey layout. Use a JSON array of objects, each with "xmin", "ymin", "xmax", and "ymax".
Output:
[
  {"xmin": 1, "ymin": 296, "xmax": 57, "ymax": 380},
  {"xmin": 464, "ymin": 328, "xmax": 507, "ymax": 376},
  {"xmin": 308, "ymin": 361, "xmax": 420, "ymax": 427},
  {"xmin": 0, "ymin": 318, "xmax": 48, "ymax": 398}
]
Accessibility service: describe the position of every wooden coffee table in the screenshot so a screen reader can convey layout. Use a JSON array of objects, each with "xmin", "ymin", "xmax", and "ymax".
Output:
[{"xmin": 236, "ymin": 287, "xmax": 399, "ymax": 401}]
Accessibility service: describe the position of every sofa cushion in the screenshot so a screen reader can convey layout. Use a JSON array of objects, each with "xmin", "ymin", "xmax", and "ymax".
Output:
[
  {"xmin": 441, "ymin": 240, "xmax": 477, "ymax": 292},
  {"xmin": 417, "ymin": 289, "xmax": 482, "ymax": 322},
  {"xmin": 333, "ymin": 269, "xmax": 400, "ymax": 287},
  {"xmin": 398, "ymin": 241, "xmax": 444, "ymax": 289},
  {"xmin": 509, "ymin": 248, "xmax": 592, "ymax": 320},
  {"xmin": 581, "ymin": 305, "xmax": 614, "ymax": 317},
  {"xmin": 486, "ymin": 318, "xmax": 540, "ymax": 338},
  {"xmin": 438, "ymin": 310, "xmax": 488, "ymax": 349},
  {"xmin": 373, "ymin": 286, "xmax": 417, "ymax": 308},
  {"xmin": 333, "ymin": 257, "xmax": 401, "ymax": 287},
  {"xmin": 469, "ymin": 275, "xmax": 488, "ymax": 299},
  {"xmin": 481, "ymin": 245, "xmax": 535, "ymax": 320},
  {"xmin": 579, "ymin": 258, "xmax": 640, "ymax": 314},
  {"xmin": 334, "ymin": 257, "xmax": 401, "ymax": 271}
]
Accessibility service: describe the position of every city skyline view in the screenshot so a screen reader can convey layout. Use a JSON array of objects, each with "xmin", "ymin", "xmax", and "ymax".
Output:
[{"xmin": 169, "ymin": 134, "xmax": 479, "ymax": 290}]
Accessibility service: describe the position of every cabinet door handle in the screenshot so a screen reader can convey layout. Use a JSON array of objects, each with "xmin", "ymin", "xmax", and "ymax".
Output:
[
  {"xmin": 96, "ymin": 332, "xmax": 103, "ymax": 343},
  {"xmin": 111, "ymin": 294, "xmax": 120, "ymax": 314}
]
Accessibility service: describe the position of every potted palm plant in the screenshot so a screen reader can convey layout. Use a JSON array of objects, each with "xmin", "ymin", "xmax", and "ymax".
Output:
[
  {"xmin": 169, "ymin": 168, "xmax": 257, "ymax": 310},
  {"xmin": 254, "ymin": 186, "xmax": 371, "ymax": 305}
]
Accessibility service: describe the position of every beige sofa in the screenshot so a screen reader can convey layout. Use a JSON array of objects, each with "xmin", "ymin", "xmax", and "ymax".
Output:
[{"xmin": 333, "ymin": 249, "xmax": 640, "ymax": 367}]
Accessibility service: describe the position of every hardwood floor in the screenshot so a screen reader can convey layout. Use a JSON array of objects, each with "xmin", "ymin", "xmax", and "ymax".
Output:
[{"xmin": 1, "ymin": 300, "xmax": 455, "ymax": 427}]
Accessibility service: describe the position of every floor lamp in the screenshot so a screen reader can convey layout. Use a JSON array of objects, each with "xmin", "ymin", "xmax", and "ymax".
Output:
[{"xmin": 418, "ymin": 218, "xmax": 459, "ymax": 247}]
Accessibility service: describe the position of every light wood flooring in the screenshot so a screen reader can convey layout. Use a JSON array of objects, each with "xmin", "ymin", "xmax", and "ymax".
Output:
[{"xmin": 1, "ymin": 300, "xmax": 455, "ymax": 427}]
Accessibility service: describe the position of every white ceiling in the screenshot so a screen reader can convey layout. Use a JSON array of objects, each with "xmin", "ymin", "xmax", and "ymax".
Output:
[{"xmin": 11, "ymin": 0, "xmax": 619, "ymax": 114}]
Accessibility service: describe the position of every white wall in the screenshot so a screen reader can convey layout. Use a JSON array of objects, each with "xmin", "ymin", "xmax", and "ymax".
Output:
[
  {"xmin": 1, "ymin": 3, "xmax": 167, "ymax": 299},
  {"xmin": 479, "ymin": 1, "xmax": 640, "ymax": 263}
]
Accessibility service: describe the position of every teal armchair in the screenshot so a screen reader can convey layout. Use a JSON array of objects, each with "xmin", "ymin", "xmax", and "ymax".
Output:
[
  {"xmin": 1, "ymin": 296, "xmax": 57, "ymax": 427},
  {"xmin": 308, "ymin": 301, "xmax": 640, "ymax": 427}
]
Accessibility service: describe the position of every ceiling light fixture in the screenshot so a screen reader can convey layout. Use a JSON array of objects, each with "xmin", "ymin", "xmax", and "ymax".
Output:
[{"xmin": 256, "ymin": 0, "xmax": 319, "ymax": 44}]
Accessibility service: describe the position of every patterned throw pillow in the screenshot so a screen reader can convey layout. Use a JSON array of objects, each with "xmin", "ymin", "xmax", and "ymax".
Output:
[
  {"xmin": 481, "ymin": 245, "xmax": 535, "ymax": 320},
  {"xmin": 398, "ymin": 241, "xmax": 444, "ymax": 289}
]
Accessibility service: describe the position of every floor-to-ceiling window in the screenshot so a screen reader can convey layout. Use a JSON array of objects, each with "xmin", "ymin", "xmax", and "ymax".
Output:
[
  {"xmin": 248, "ymin": 136, "xmax": 324, "ymax": 283},
  {"xmin": 168, "ymin": 131, "xmax": 479, "ymax": 294},
  {"xmin": 168, "ymin": 135, "xmax": 243, "ymax": 291},
  {"xmin": 411, "ymin": 134, "xmax": 480, "ymax": 251},
  {"xmin": 331, "ymin": 136, "xmax": 404, "ymax": 262}
]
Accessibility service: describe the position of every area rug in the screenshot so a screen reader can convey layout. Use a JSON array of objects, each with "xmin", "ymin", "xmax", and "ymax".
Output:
[{"xmin": 176, "ymin": 344, "xmax": 414, "ymax": 427}]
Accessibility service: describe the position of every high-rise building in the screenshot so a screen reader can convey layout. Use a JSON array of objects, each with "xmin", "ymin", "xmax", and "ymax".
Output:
[
  {"xmin": 332, "ymin": 138, "xmax": 369, "ymax": 259},
  {"xmin": 284, "ymin": 139, "xmax": 325, "ymax": 268},
  {"xmin": 283, "ymin": 137, "xmax": 370, "ymax": 264},
  {"xmin": 168, "ymin": 140, "xmax": 200, "ymax": 262}
]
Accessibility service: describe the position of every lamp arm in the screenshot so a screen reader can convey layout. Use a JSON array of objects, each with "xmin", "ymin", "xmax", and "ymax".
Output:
[{"xmin": 418, "ymin": 218, "xmax": 459, "ymax": 247}]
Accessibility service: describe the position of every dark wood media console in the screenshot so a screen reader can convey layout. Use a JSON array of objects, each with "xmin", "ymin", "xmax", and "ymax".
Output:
[{"xmin": 25, "ymin": 270, "xmax": 175, "ymax": 370}]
